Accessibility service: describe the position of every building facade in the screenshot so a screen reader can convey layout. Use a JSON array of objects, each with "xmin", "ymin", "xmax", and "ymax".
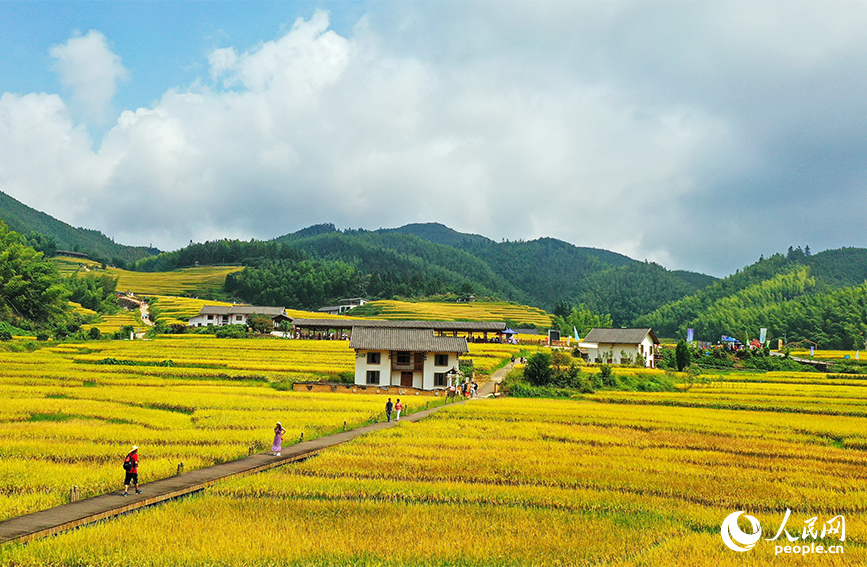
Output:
[
  {"xmin": 188, "ymin": 305, "xmax": 290, "ymax": 329},
  {"xmin": 578, "ymin": 328, "xmax": 660, "ymax": 368},
  {"xmin": 349, "ymin": 327, "xmax": 468, "ymax": 390}
]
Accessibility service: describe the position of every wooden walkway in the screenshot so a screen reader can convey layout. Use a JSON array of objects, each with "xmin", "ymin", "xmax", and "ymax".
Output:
[{"xmin": 0, "ymin": 401, "xmax": 460, "ymax": 545}]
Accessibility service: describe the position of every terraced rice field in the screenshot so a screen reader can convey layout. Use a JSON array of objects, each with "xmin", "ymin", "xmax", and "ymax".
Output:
[
  {"xmin": 2, "ymin": 335, "xmax": 864, "ymax": 566},
  {"xmin": 3, "ymin": 367, "xmax": 864, "ymax": 566},
  {"xmin": 356, "ymin": 300, "xmax": 553, "ymax": 326},
  {"xmin": 0, "ymin": 337, "xmax": 456, "ymax": 524}
]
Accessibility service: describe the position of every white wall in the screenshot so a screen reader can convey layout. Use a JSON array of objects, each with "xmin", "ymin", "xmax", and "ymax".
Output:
[
  {"xmin": 587, "ymin": 337, "xmax": 656, "ymax": 368},
  {"xmin": 354, "ymin": 350, "xmax": 460, "ymax": 389}
]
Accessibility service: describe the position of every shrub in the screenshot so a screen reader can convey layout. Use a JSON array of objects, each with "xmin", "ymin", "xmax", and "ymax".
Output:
[
  {"xmin": 87, "ymin": 327, "xmax": 101, "ymax": 340},
  {"xmin": 524, "ymin": 352, "xmax": 553, "ymax": 386},
  {"xmin": 598, "ymin": 364, "xmax": 616, "ymax": 387},
  {"xmin": 0, "ymin": 331, "xmax": 12, "ymax": 341},
  {"xmin": 215, "ymin": 324, "xmax": 249, "ymax": 339}
]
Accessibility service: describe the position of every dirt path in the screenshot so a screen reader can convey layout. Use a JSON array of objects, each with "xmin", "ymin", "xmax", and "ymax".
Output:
[{"xmin": 0, "ymin": 400, "xmax": 461, "ymax": 545}]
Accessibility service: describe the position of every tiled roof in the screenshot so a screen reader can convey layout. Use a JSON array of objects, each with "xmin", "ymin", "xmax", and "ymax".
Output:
[
  {"xmin": 349, "ymin": 327, "xmax": 468, "ymax": 353},
  {"xmin": 582, "ymin": 328, "xmax": 659, "ymax": 345},
  {"xmin": 292, "ymin": 319, "xmax": 506, "ymax": 332}
]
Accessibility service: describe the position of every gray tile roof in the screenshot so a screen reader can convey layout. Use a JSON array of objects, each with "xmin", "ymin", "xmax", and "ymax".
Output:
[
  {"xmin": 350, "ymin": 327, "xmax": 468, "ymax": 353},
  {"xmin": 292, "ymin": 318, "xmax": 506, "ymax": 332},
  {"xmin": 582, "ymin": 328, "xmax": 659, "ymax": 345}
]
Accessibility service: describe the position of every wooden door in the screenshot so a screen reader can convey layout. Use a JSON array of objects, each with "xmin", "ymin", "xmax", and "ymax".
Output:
[{"xmin": 401, "ymin": 372, "xmax": 413, "ymax": 387}]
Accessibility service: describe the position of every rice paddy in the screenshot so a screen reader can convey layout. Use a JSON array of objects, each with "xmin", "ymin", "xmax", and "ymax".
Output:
[{"xmin": 0, "ymin": 337, "xmax": 864, "ymax": 565}]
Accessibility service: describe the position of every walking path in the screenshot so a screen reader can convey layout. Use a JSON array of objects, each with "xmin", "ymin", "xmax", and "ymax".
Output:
[
  {"xmin": 0, "ymin": 401, "xmax": 461, "ymax": 545},
  {"xmin": 477, "ymin": 361, "xmax": 514, "ymax": 397}
]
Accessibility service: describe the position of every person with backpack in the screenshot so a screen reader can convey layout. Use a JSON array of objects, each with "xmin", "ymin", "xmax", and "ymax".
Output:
[{"xmin": 122, "ymin": 445, "xmax": 141, "ymax": 497}]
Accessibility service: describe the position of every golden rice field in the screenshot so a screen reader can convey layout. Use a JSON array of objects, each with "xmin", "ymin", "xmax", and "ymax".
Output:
[
  {"xmin": 108, "ymin": 265, "xmax": 243, "ymax": 297},
  {"xmin": 789, "ymin": 349, "xmax": 866, "ymax": 361},
  {"xmin": 147, "ymin": 295, "xmax": 234, "ymax": 325},
  {"xmin": 53, "ymin": 257, "xmax": 241, "ymax": 297},
  {"xmin": 148, "ymin": 295, "xmax": 365, "ymax": 326},
  {"xmin": 0, "ymin": 338, "xmax": 458, "ymax": 524},
  {"xmin": 52, "ymin": 256, "xmax": 102, "ymax": 274},
  {"xmin": 358, "ymin": 300, "xmax": 553, "ymax": 326},
  {"xmin": 4, "ymin": 368, "xmax": 865, "ymax": 566},
  {"xmin": 83, "ymin": 312, "xmax": 143, "ymax": 335}
]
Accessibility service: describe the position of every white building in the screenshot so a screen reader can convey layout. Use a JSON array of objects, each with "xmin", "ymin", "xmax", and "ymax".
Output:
[
  {"xmin": 187, "ymin": 305, "xmax": 290, "ymax": 329},
  {"xmin": 349, "ymin": 326, "xmax": 468, "ymax": 390},
  {"xmin": 317, "ymin": 297, "xmax": 369, "ymax": 316},
  {"xmin": 578, "ymin": 328, "xmax": 660, "ymax": 368}
]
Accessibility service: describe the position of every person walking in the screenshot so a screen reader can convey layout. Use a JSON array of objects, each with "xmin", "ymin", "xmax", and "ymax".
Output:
[
  {"xmin": 385, "ymin": 398, "xmax": 394, "ymax": 422},
  {"xmin": 122, "ymin": 445, "xmax": 141, "ymax": 497},
  {"xmin": 395, "ymin": 399, "xmax": 403, "ymax": 421},
  {"xmin": 271, "ymin": 422, "xmax": 286, "ymax": 456}
]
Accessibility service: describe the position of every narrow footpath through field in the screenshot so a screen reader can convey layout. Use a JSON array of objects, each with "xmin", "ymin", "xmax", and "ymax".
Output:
[{"xmin": 0, "ymin": 400, "xmax": 462, "ymax": 545}]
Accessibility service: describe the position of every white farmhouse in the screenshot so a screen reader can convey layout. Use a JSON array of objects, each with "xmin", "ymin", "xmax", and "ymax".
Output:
[
  {"xmin": 349, "ymin": 326, "xmax": 468, "ymax": 390},
  {"xmin": 579, "ymin": 328, "xmax": 660, "ymax": 368},
  {"xmin": 187, "ymin": 305, "xmax": 290, "ymax": 329}
]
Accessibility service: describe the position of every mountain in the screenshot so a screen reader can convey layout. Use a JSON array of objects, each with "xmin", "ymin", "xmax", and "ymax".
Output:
[
  {"xmin": 0, "ymin": 189, "xmax": 717, "ymax": 327},
  {"xmin": 383, "ymin": 222, "xmax": 494, "ymax": 247},
  {"xmin": 272, "ymin": 223, "xmax": 716, "ymax": 324},
  {"xmin": 635, "ymin": 248, "xmax": 867, "ymax": 347},
  {"xmin": 0, "ymin": 190, "xmax": 158, "ymax": 264}
]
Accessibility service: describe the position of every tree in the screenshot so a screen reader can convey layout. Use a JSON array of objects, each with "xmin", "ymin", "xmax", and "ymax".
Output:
[
  {"xmin": 675, "ymin": 340, "xmax": 691, "ymax": 372},
  {"xmin": 0, "ymin": 222, "xmax": 69, "ymax": 325},
  {"xmin": 248, "ymin": 314, "xmax": 273, "ymax": 334},
  {"xmin": 524, "ymin": 352, "xmax": 553, "ymax": 386},
  {"xmin": 554, "ymin": 303, "xmax": 613, "ymax": 338}
]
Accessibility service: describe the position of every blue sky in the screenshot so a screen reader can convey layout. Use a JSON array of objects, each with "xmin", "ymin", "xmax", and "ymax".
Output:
[{"xmin": 2, "ymin": 1, "xmax": 867, "ymax": 277}]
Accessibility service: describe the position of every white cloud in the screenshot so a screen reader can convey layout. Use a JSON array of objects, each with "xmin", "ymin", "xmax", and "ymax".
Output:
[{"xmin": 49, "ymin": 30, "xmax": 129, "ymax": 123}]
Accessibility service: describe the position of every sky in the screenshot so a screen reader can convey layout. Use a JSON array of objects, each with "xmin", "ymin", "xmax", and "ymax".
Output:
[{"xmin": 2, "ymin": 1, "xmax": 867, "ymax": 277}]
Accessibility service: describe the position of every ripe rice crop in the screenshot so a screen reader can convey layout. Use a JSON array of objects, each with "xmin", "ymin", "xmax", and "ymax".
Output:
[
  {"xmin": 4, "ymin": 368, "xmax": 866, "ymax": 565},
  {"xmin": 108, "ymin": 266, "xmax": 243, "ymax": 297},
  {"xmin": 0, "ymin": 337, "xmax": 465, "ymax": 522},
  {"xmin": 83, "ymin": 312, "xmax": 142, "ymax": 334},
  {"xmin": 789, "ymin": 349, "xmax": 865, "ymax": 361},
  {"xmin": 146, "ymin": 296, "xmax": 233, "ymax": 325},
  {"xmin": 357, "ymin": 300, "xmax": 553, "ymax": 326}
]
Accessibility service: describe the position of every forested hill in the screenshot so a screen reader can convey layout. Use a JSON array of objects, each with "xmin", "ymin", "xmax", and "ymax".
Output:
[
  {"xmin": 273, "ymin": 223, "xmax": 716, "ymax": 324},
  {"xmin": 635, "ymin": 247, "xmax": 867, "ymax": 348},
  {"xmin": 0, "ymin": 190, "xmax": 158, "ymax": 264}
]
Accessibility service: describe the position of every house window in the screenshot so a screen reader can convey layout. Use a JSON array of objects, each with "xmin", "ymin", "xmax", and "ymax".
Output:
[
  {"xmin": 366, "ymin": 371, "xmax": 380, "ymax": 385},
  {"xmin": 367, "ymin": 352, "xmax": 381, "ymax": 365},
  {"xmin": 207, "ymin": 315, "xmax": 214, "ymax": 320},
  {"xmin": 434, "ymin": 372, "xmax": 447, "ymax": 387},
  {"xmin": 236, "ymin": 315, "xmax": 243, "ymax": 322},
  {"xmin": 396, "ymin": 352, "xmax": 411, "ymax": 365},
  {"xmin": 434, "ymin": 354, "xmax": 449, "ymax": 366}
]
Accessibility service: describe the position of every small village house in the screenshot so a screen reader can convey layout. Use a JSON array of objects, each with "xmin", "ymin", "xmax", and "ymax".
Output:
[
  {"xmin": 349, "ymin": 326, "xmax": 468, "ymax": 390},
  {"xmin": 317, "ymin": 298, "xmax": 369, "ymax": 316},
  {"xmin": 578, "ymin": 328, "xmax": 660, "ymax": 368},
  {"xmin": 188, "ymin": 305, "xmax": 291, "ymax": 329}
]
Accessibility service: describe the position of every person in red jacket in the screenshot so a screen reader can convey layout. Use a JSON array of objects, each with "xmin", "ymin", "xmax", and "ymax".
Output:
[{"xmin": 123, "ymin": 445, "xmax": 142, "ymax": 497}]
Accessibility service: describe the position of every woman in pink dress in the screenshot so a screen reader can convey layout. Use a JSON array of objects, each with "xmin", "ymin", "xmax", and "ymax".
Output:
[{"xmin": 271, "ymin": 422, "xmax": 286, "ymax": 456}]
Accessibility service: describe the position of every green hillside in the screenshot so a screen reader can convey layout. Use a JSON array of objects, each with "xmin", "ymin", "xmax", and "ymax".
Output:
[
  {"xmin": 273, "ymin": 224, "xmax": 716, "ymax": 323},
  {"xmin": 635, "ymin": 248, "xmax": 867, "ymax": 348},
  {"xmin": 0, "ymin": 190, "xmax": 157, "ymax": 263}
]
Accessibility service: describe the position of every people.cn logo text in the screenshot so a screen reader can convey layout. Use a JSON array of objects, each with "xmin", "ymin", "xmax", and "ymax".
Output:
[{"xmin": 720, "ymin": 509, "xmax": 845, "ymax": 556}]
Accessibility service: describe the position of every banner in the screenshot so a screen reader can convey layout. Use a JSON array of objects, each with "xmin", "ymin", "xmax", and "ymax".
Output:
[
  {"xmin": 686, "ymin": 328, "xmax": 694, "ymax": 343},
  {"xmin": 759, "ymin": 328, "xmax": 767, "ymax": 344}
]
